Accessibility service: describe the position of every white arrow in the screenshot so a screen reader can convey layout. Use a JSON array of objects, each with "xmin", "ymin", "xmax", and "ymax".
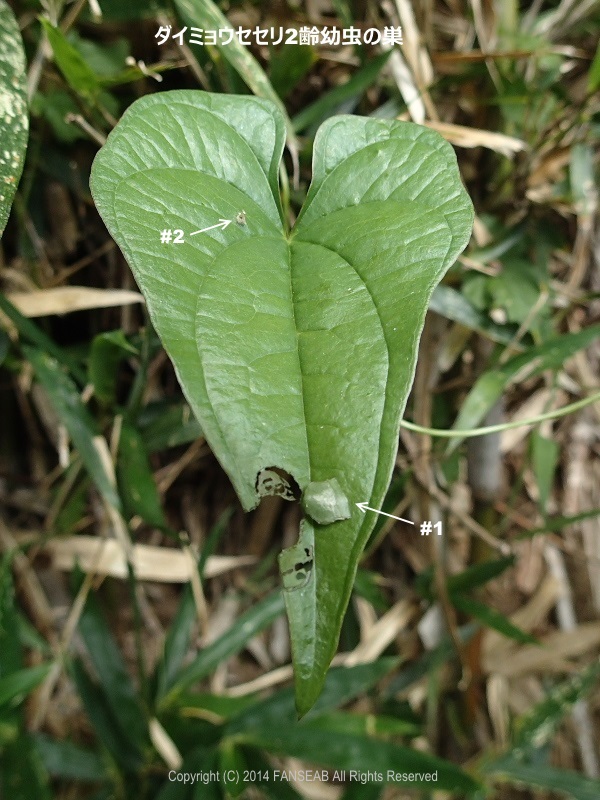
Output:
[
  {"xmin": 190, "ymin": 219, "xmax": 232, "ymax": 236},
  {"xmin": 355, "ymin": 502, "xmax": 414, "ymax": 525}
]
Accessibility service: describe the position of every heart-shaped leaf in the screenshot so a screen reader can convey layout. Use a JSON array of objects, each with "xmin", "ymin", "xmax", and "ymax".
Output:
[
  {"xmin": 0, "ymin": 0, "xmax": 29, "ymax": 237},
  {"xmin": 90, "ymin": 91, "xmax": 473, "ymax": 713}
]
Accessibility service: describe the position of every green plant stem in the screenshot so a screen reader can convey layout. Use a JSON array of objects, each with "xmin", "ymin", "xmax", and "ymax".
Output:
[{"xmin": 401, "ymin": 391, "xmax": 600, "ymax": 438}]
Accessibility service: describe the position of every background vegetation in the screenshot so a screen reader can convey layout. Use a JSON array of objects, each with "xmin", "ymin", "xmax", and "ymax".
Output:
[{"xmin": 0, "ymin": 0, "xmax": 599, "ymax": 798}]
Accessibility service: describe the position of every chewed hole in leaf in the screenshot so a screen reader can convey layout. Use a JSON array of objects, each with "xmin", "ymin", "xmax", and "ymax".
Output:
[
  {"xmin": 255, "ymin": 467, "xmax": 299, "ymax": 502},
  {"xmin": 280, "ymin": 544, "xmax": 314, "ymax": 592}
]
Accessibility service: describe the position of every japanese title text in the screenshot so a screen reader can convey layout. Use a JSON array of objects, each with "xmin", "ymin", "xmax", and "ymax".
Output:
[{"xmin": 155, "ymin": 25, "xmax": 403, "ymax": 47}]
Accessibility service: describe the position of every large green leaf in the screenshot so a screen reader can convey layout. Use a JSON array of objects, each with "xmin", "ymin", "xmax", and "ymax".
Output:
[
  {"xmin": 90, "ymin": 90, "xmax": 473, "ymax": 713},
  {"xmin": 0, "ymin": 0, "xmax": 29, "ymax": 236}
]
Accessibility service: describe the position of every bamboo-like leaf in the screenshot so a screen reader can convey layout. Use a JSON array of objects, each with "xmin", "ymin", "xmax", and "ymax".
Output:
[
  {"xmin": 448, "ymin": 325, "xmax": 600, "ymax": 452},
  {"xmin": 173, "ymin": 0, "xmax": 297, "ymax": 153},
  {"xmin": 0, "ymin": 663, "xmax": 52, "ymax": 708},
  {"xmin": 485, "ymin": 755, "xmax": 600, "ymax": 800},
  {"xmin": 24, "ymin": 347, "xmax": 121, "ymax": 510}
]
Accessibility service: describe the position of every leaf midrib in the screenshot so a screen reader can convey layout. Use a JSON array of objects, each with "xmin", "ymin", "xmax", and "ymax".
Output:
[{"xmin": 287, "ymin": 239, "xmax": 311, "ymax": 491}]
